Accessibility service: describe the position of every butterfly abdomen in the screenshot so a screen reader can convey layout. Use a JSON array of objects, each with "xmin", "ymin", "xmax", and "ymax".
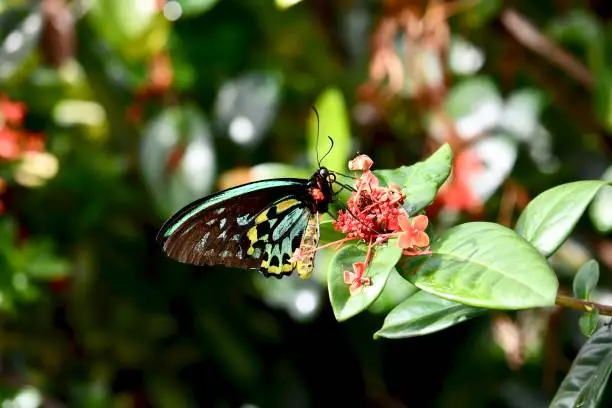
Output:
[{"xmin": 296, "ymin": 215, "xmax": 320, "ymax": 279}]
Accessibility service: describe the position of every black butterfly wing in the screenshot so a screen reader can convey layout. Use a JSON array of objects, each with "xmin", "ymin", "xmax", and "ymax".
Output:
[{"xmin": 156, "ymin": 178, "xmax": 313, "ymax": 277}]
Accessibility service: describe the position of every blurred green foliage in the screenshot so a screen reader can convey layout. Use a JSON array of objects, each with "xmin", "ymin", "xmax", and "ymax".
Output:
[{"xmin": 0, "ymin": 0, "xmax": 612, "ymax": 407}]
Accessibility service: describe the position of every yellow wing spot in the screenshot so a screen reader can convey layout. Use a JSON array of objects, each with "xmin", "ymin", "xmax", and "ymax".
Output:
[
  {"xmin": 247, "ymin": 247, "xmax": 254, "ymax": 256},
  {"xmin": 255, "ymin": 210, "xmax": 269, "ymax": 224},
  {"xmin": 254, "ymin": 199, "xmax": 298, "ymax": 225},
  {"xmin": 267, "ymin": 264, "xmax": 281, "ymax": 273},
  {"xmin": 247, "ymin": 226, "xmax": 258, "ymax": 244},
  {"xmin": 275, "ymin": 199, "xmax": 300, "ymax": 214},
  {"xmin": 261, "ymin": 255, "xmax": 294, "ymax": 275}
]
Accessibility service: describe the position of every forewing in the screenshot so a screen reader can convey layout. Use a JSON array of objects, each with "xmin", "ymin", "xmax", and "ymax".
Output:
[{"xmin": 157, "ymin": 179, "xmax": 309, "ymax": 271}]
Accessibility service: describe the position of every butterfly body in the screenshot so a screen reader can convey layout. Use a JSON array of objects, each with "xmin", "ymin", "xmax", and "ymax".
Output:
[
  {"xmin": 157, "ymin": 167, "xmax": 335, "ymax": 278},
  {"xmin": 295, "ymin": 214, "xmax": 320, "ymax": 279}
]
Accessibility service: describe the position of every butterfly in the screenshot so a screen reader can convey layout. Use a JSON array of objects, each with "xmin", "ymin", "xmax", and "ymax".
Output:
[
  {"xmin": 157, "ymin": 108, "xmax": 351, "ymax": 279},
  {"xmin": 156, "ymin": 166, "xmax": 338, "ymax": 279}
]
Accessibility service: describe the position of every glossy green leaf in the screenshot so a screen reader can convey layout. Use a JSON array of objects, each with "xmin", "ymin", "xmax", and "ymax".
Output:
[
  {"xmin": 250, "ymin": 163, "xmax": 311, "ymax": 181},
  {"xmin": 550, "ymin": 326, "xmax": 612, "ymax": 408},
  {"xmin": 589, "ymin": 167, "xmax": 612, "ymax": 233},
  {"xmin": 24, "ymin": 253, "xmax": 70, "ymax": 280},
  {"xmin": 374, "ymin": 290, "xmax": 484, "ymax": 339},
  {"xmin": 374, "ymin": 143, "xmax": 453, "ymax": 215},
  {"xmin": 579, "ymin": 311, "xmax": 599, "ymax": 338},
  {"xmin": 546, "ymin": 9, "xmax": 601, "ymax": 48},
  {"xmin": 573, "ymin": 260, "xmax": 599, "ymax": 301},
  {"xmin": 88, "ymin": 0, "xmax": 169, "ymax": 61},
  {"xmin": 140, "ymin": 105, "xmax": 217, "ymax": 216},
  {"xmin": 594, "ymin": 68, "xmax": 612, "ymax": 133},
  {"xmin": 0, "ymin": 5, "xmax": 42, "ymax": 80},
  {"xmin": 444, "ymin": 76, "xmax": 502, "ymax": 125},
  {"xmin": 318, "ymin": 219, "xmax": 346, "ymax": 246},
  {"xmin": 213, "ymin": 71, "xmax": 282, "ymax": 146},
  {"xmin": 275, "ymin": 0, "xmax": 304, "ymax": 9},
  {"xmin": 177, "ymin": 0, "xmax": 219, "ymax": 16},
  {"xmin": 14, "ymin": 240, "xmax": 70, "ymax": 280},
  {"xmin": 328, "ymin": 240, "xmax": 402, "ymax": 322},
  {"xmin": 308, "ymin": 87, "xmax": 352, "ymax": 174},
  {"xmin": 368, "ymin": 269, "xmax": 420, "ymax": 314},
  {"xmin": 401, "ymin": 222, "xmax": 558, "ymax": 309},
  {"xmin": 515, "ymin": 181, "xmax": 608, "ymax": 257}
]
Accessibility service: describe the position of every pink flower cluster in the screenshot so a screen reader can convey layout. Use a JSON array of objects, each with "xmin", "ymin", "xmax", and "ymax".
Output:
[
  {"xmin": 333, "ymin": 154, "xmax": 431, "ymax": 296},
  {"xmin": 334, "ymin": 170, "xmax": 407, "ymax": 242}
]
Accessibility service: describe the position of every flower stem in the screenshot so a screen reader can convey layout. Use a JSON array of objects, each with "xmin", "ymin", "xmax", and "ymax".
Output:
[{"xmin": 555, "ymin": 294, "xmax": 612, "ymax": 316}]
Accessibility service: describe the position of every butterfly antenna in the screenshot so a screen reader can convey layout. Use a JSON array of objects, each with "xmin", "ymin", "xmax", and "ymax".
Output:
[
  {"xmin": 334, "ymin": 170, "xmax": 358, "ymax": 180},
  {"xmin": 312, "ymin": 106, "xmax": 322, "ymax": 167},
  {"xmin": 332, "ymin": 182, "xmax": 356, "ymax": 195},
  {"xmin": 319, "ymin": 136, "xmax": 334, "ymax": 165}
]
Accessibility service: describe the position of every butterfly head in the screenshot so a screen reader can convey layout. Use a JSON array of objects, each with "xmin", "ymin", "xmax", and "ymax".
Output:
[{"xmin": 307, "ymin": 167, "xmax": 335, "ymax": 213}]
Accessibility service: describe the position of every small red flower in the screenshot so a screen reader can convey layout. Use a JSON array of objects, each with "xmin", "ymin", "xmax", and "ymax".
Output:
[
  {"xmin": 343, "ymin": 261, "xmax": 372, "ymax": 296},
  {"xmin": 396, "ymin": 214, "xmax": 430, "ymax": 255},
  {"xmin": 435, "ymin": 148, "xmax": 483, "ymax": 213},
  {"xmin": 0, "ymin": 128, "xmax": 20, "ymax": 159},
  {"xmin": 349, "ymin": 154, "xmax": 374, "ymax": 171},
  {"xmin": 354, "ymin": 170, "xmax": 379, "ymax": 192},
  {"xmin": 24, "ymin": 133, "xmax": 45, "ymax": 152},
  {"xmin": 0, "ymin": 98, "xmax": 26, "ymax": 126},
  {"xmin": 333, "ymin": 169, "xmax": 408, "ymax": 243}
]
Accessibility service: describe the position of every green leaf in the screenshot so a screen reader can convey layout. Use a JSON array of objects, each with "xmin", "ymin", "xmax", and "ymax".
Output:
[
  {"xmin": 573, "ymin": 260, "xmax": 599, "ymax": 301},
  {"xmin": 318, "ymin": 219, "xmax": 345, "ymax": 246},
  {"xmin": 589, "ymin": 166, "xmax": 612, "ymax": 233},
  {"xmin": 594, "ymin": 68, "xmax": 612, "ymax": 133},
  {"xmin": 88, "ymin": 0, "xmax": 170, "ymax": 61},
  {"xmin": 16, "ymin": 240, "xmax": 70, "ymax": 280},
  {"xmin": 328, "ymin": 240, "xmax": 402, "ymax": 322},
  {"xmin": 250, "ymin": 163, "xmax": 311, "ymax": 180},
  {"xmin": 275, "ymin": 0, "xmax": 304, "ymax": 9},
  {"xmin": 140, "ymin": 105, "xmax": 217, "ymax": 216},
  {"xmin": 368, "ymin": 269, "xmax": 420, "ymax": 314},
  {"xmin": 550, "ymin": 326, "xmax": 612, "ymax": 408},
  {"xmin": 0, "ymin": 6, "xmax": 42, "ymax": 79},
  {"xmin": 374, "ymin": 290, "xmax": 484, "ymax": 339},
  {"xmin": 515, "ymin": 181, "xmax": 609, "ymax": 257},
  {"xmin": 177, "ymin": 0, "xmax": 220, "ymax": 16},
  {"xmin": 25, "ymin": 257, "xmax": 70, "ymax": 280},
  {"xmin": 444, "ymin": 76, "xmax": 502, "ymax": 123},
  {"xmin": 401, "ymin": 222, "xmax": 558, "ymax": 309},
  {"xmin": 374, "ymin": 143, "xmax": 453, "ymax": 215},
  {"xmin": 579, "ymin": 311, "xmax": 599, "ymax": 338},
  {"xmin": 308, "ymin": 87, "xmax": 352, "ymax": 174}
]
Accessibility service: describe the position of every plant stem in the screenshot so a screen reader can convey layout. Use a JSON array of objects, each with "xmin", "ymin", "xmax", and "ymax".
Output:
[{"xmin": 555, "ymin": 295, "xmax": 612, "ymax": 316}]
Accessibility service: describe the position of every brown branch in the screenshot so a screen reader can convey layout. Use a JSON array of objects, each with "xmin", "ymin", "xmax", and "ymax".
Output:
[
  {"xmin": 500, "ymin": 8, "xmax": 594, "ymax": 90},
  {"xmin": 556, "ymin": 294, "xmax": 612, "ymax": 316}
]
